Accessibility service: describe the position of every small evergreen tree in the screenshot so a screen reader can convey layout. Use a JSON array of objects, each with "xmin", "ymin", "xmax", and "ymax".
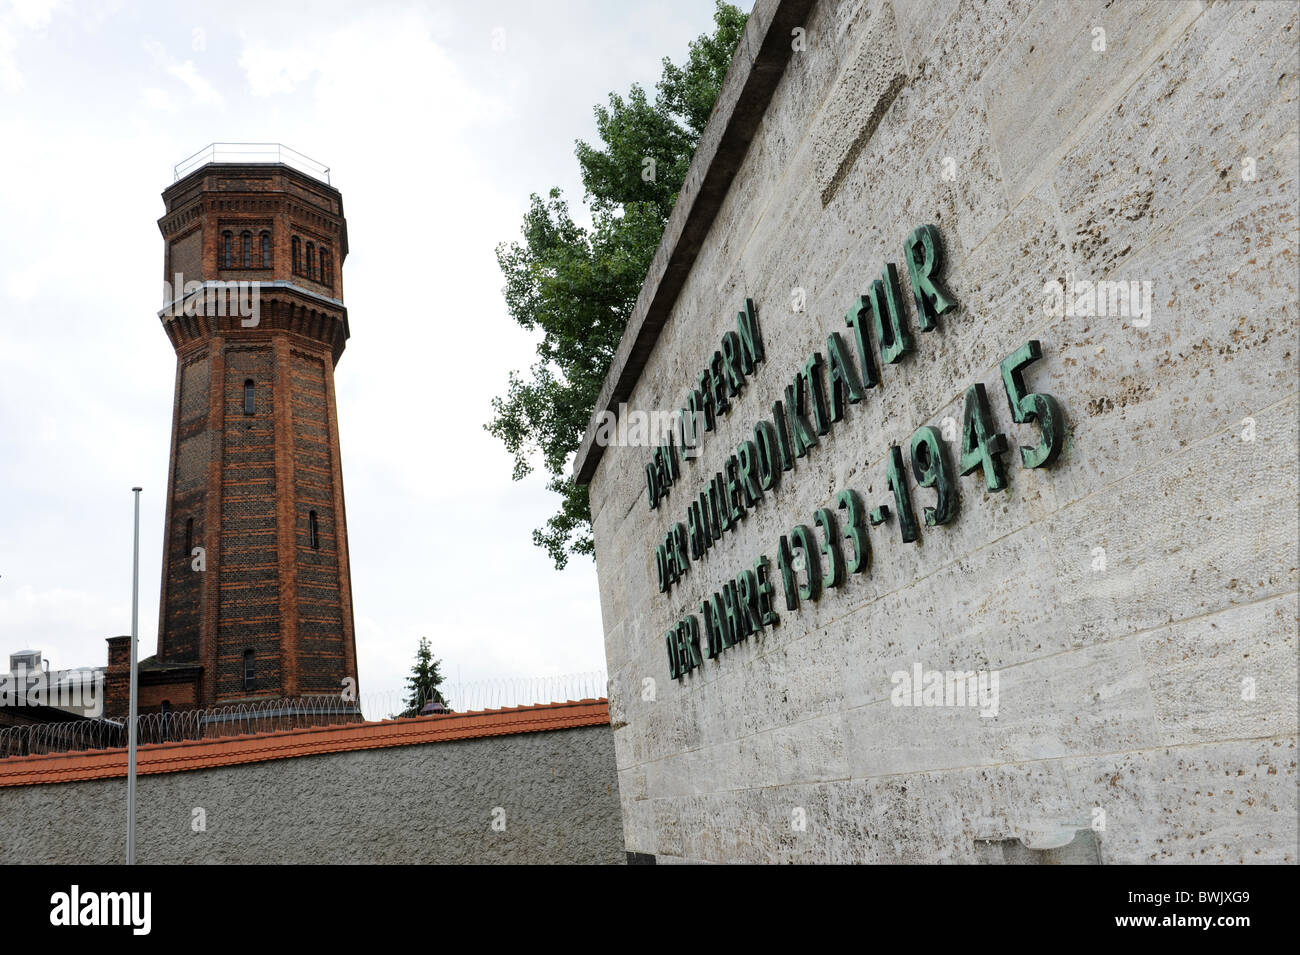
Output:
[{"xmin": 396, "ymin": 637, "xmax": 449, "ymax": 717}]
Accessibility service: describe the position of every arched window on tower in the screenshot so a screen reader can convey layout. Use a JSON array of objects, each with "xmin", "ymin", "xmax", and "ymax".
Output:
[
  {"xmin": 243, "ymin": 650, "xmax": 255, "ymax": 691},
  {"xmin": 292, "ymin": 236, "xmax": 301, "ymax": 274},
  {"xmin": 306, "ymin": 241, "xmax": 315, "ymax": 280},
  {"xmin": 309, "ymin": 510, "xmax": 320, "ymax": 550},
  {"xmin": 241, "ymin": 230, "xmax": 252, "ymax": 268},
  {"xmin": 222, "ymin": 231, "xmax": 233, "ymax": 269},
  {"xmin": 261, "ymin": 231, "xmax": 271, "ymax": 268},
  {"xmin": 320, "ymin": 248, "xmax": 331, "ymax": 286},
  {"xmin": 244, "ymin": 379, "xmax": 255, "ymax": 416}
]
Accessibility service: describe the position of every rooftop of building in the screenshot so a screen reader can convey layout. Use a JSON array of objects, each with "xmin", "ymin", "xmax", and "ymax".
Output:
[
  {"xmin": 173, "ymin": 142, "xmax": 332, "ymax": 185},
  {"xmin": 0, "ymin": 698, "xmax": 610, "ymax": 787}
]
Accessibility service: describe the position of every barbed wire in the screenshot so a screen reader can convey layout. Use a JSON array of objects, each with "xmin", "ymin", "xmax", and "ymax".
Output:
[
  {"xmin": 367, "ymin": 671, "xmax": 609, "ymax": 719},
  {"xmin": 0, "ymin": 670, "xmax": 609, "ymax": 761}
]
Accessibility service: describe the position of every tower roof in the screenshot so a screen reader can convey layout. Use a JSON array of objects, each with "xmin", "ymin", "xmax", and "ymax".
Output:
[
  {"xmin": 161, "ymin": 147, "xmax": 348, "ymax": 263},
  {"xmin": 173, "ymin": 143, "xmax": 331, "ymax": 185}
]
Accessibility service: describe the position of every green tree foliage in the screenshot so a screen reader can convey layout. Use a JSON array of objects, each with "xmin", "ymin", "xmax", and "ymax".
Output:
[
  {"xmin": 488, "ymin": 1, "xmax": 748, "ymax": 569},
  {"xmin": 396, "ymin": 637, "xmax": 449, "ymax": 717}
]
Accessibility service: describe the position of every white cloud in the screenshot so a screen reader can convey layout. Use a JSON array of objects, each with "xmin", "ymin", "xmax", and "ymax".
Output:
[
  {"xmin": 0, "ymin": 0, "xmax": 62, "ymax": 91},
  {"xmin": 237, "ymin": 11, "xmax": 505, "ymax": 130},
  {"xmin": 8, "ymin": 0, "xmax": 59, "ymax": 30},
  {"xmin": 143, "ymin": 37, "xmax": 224, "ymax": 108},
  {"xmin": 0, "ymin": 23, "xmax": 23, "ymax": 90},
  {"xmin": 0, "ymin": 585, "xmax": 127, "ymax": 672},
  {"xmin": 139, "ymin": 85, "xmax": 176, "ymax": 112},
  {"xmin": 4, "ymin": 253, "xmax": 57, "ymax": 301},
  {"xmin": 238, "ymin": 40, "xmax": 322, "ymax": 98}
]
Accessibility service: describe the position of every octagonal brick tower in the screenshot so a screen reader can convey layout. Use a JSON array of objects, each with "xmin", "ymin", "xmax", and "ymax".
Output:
[{"xmin": 150, "ymin": 147, "xmax": 358, "ymax": 710}]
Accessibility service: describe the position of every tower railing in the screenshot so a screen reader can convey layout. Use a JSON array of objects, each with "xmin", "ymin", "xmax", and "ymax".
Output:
[{"xmin": 173, "ymin": 143, "xmax": 331, "ymax": 184}]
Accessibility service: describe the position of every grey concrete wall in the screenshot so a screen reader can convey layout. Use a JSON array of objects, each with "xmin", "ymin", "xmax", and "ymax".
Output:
[
  {"xmin": 590, "ymin": 0, "xmax": 1298, "ymax": 863},
  {"xmin": 0, "ymin": 726, "xmax": 624, "ymax": 864}
]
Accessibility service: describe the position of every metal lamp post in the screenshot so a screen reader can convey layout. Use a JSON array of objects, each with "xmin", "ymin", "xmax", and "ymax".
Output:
[{"xmin": 127, "ymin": 487, "xmax": 141, "ymax": 865}]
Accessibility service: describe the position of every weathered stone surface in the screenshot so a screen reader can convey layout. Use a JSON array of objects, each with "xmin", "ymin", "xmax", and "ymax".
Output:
[
  {"xmin": 1065, "ymin": 737, "xmax": 1296, "ymax": 863},
  {"xmin": 1140, "ymin": 592, "xmax": 1297, "ymax": 746},
  {"xmin": 1051, "ymin": 0, "xmax": 1299, "ymax": 276},
  {"xmin": 983, "ymin": 0, "xmax": 1204, "ymax": 205},
  {"xmin": 810, "ymin": 1, "xmax": 908, "ymax": 207},
  {"xmin": 585, "ymin": 0, "xmax": 1298, "ymax": 863}
]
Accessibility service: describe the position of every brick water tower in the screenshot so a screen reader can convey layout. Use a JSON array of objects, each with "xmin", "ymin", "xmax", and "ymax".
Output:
[{"xmin": 106, "ymin": 145, "xmax": 360, "ymax": 717}]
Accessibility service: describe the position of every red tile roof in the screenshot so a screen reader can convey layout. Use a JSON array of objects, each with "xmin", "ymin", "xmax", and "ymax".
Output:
[{"xmin": 0, "ymin": 698, "xmax": 609, "ymax": 788}]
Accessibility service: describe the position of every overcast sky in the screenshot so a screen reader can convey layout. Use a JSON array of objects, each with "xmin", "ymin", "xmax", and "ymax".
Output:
[{"xmin": 0, "ymin": 0, "xmax": 736, "ymax": 708}]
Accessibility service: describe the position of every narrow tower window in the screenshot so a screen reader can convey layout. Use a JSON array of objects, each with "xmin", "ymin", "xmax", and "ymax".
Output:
[
  {"xmin": 241, "ymin": 230, "xmax": 252, "ymax": 267},
  {"xmin": 222, "ymin": 231, "xmax": 233, "ymax": 268},
  {"xmin": 292, "ymin": 236, "xmax": 301, "ymax": 273},
  {"xmin": 306, "ymin": 241, "xmax": 316, "ymax": 280},
  {"xmin": 243, "ymin": 379, "xmax": 255, "ymax": 415},
  {"xmin": 261, "ymin": 231, "xmax": 271, "ymax": 268},
  {"xmin": 243, "ymin": 650, "xmax": 255, "ymax": 691},
  {"xmin": 309, "ymin": 510, "xmax": 319, "ymax": 550},
  {"xmin": 321, "ymin": 248, "xmax": 331, "ymax": 286}
]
